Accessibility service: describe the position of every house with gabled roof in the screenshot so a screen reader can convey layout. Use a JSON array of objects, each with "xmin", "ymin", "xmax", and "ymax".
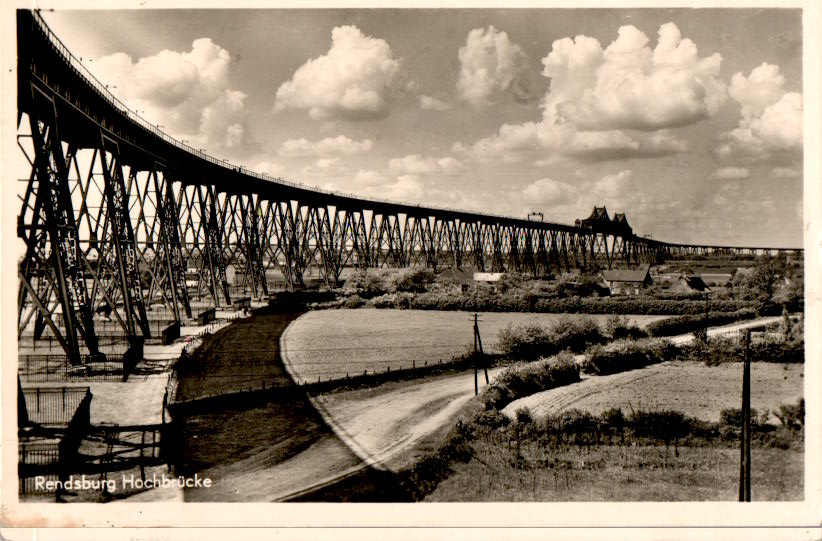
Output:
[{"xmin": 602, "ymin": 264, "xmax": 652, "ymax": 295}]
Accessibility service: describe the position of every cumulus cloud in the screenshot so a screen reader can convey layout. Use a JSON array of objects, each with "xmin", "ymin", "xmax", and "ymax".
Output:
[
  {"xmin": 253, "ymin": 160, "xmax": 287, "ymax": 178},
  {"xmin": 457, "ymin": 26, "xmax": 526, "ymax": 108},
  {"xmin": 419, "ymin": 95, "xmax": 452, "ymax": 111},
  {"xmin": 278, "ymin": 135, "xmax": 374, "ymax": 158},
  {"xmin": 522, "ymin": 178, "xmax": 574, "ymax": 205},
  {"xmin": 273, "ymin": 25, "xmax": 401, "ymax": 121},
  {"xmin": 341, "ymin": 170, "xmax": 425, "ymax": 201},
  {"xmin": 709, "ymin": 166, "xmax": 750, "ymax": 180},
  {"xmin": 94, "ymin": 38, "xmax": 248, "ymax": 150},
  {"xmin": 456, "ymin": 23, "xmax": 710, "ymax": 163},
  {"xmin": 718, "ymin": 63, "xmax": 802, "ymax": 160},
  {"xmin": 388, "ymin": 154, "xmax": 465, "ymax": 176},
  {"xmin": 543, "ymin": 22, "xmax": 726, "ymax": 131},
  {"xmin": 595, "ymin": 170, "xmax": 634, "ymax": 199},
  {"xmin": 455, "ymin": 120, "xmax": 687, "ymax": 163}
]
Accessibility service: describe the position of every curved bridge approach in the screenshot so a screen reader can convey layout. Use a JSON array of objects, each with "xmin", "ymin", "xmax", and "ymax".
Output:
[{"xmin": 15, "ymin": 10, "xmax": 801, "ymax": 365}]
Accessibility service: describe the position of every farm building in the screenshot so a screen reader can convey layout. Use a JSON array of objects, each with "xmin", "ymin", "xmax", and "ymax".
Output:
[
  {"xmin": 669, "ymin": 275, "xmax": 710, "ymax": 293},
  {"xmin": 602, "ymin": 265, "xmax": 652, "ymax": 295}
]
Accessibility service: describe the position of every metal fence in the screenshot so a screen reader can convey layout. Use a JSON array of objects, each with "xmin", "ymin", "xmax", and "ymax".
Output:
[
  {"xmin": 19, "ymin": 354, "xmax": 126, "ymax": 382},
  {"xmin": 18, "ymin": 441, "xmax": 61, "ymax": 495},
  {"xmin": 22, "ymin": 386, "xmax": 91, "ymax": 426}
]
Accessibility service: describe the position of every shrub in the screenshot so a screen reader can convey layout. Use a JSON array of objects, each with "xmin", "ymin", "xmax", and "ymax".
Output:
[
  {"xmin": 774, "ymin": 398, "xmax": 804, "ymax": 431},
  {"xmin": 474, "ymin": 408, "xmax": 510, "ymax": 429},
  {"xmin": 629, "ymin": 410, "xmax": 693, "ymax": 444},
  {"xmin": 605, "ymin": 314, "xmax": 648, "ymax": 340},
  {"xmin": 394, "ymin": 268, "xmax": 435, "ymax": 293},
  {"xmin": 482, "ymin": 352, "xmax": 580, "ymax": 411},
  {"xmin": 580, "ymin": 338, "xmax": 677, "ymax": 375},
  {"xmin": 343, "ymin": 294, "xmax": 365, "ymax": 308},
  {"xmin": 645, "ymin": 309, "xmax": 756, "ymax": 337},
  {"xmin": 680, "ymin": 337, "xmax": 805, "ymax": 365},
  {"xmin": 497, "ymin": 317, "xmax": 606, "ymax": 361},
  {"xmin": 497, "ymin": 323, "xmax": 553, "ymax": 361},
  {"xmin": 515, "ymin": 407, "xmax": 534, "ymax": 425},
  {"xmin": 549, "ymin": 316, "xmax": 606, "ymax": 353}
]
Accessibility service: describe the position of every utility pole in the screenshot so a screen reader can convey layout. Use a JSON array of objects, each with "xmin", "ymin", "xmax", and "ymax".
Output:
[
  {"xmin": 739, "ymin": 329, "xmax": 752, "ymax": 501},
  {"xmin": 472, "ymin": 313, "xmax": 488, "ymax": 395}
]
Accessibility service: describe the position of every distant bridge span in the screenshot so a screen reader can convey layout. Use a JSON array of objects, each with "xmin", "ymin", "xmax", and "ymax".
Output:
[{"xmin": 15, "ymin": 11, "xmax": 802, "ymax": 365}]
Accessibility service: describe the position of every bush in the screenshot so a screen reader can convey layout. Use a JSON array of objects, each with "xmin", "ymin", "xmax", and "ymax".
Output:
[
  {"xmin": 497, "ymin": 323, "xmax": 553, "ymax": 361},
  {"xmin": 497, "ymin": 317, "xmax": 606, "ymax": 361},
  {"xmin": 774, "ymin": 398, "xmax": 804, "ymax": 431},
  {"xmin": 605, "ymin": 314, "xmax": 648, "ymax": 340},
  {"xmin": 550, "ymin": 316, "xmax": 606, "ymax": 353},
  {"xmin": 580, "ymin": 338, "xmax": 677, "ymax": 375},
  {"xmin": 629, "ymin": 410, "xmax": 693, "ymax": 444},
  {"xmin": 645, "ymin": 309, "xmax": 756, "ymax": 337},
  {"xmin": 680, "ymin": 338, "xmax": 805, "ymax": 365},
  {"xmin": 482, "ymin": 352, "xmax": 580, "ymax": 411},
  {"xmin": 394, "ymin": 268, "xmax": 435, "ymax": 293},
  {"xmin": 343, "ymin": 294, "xmax": 365, "ymax": 308}
]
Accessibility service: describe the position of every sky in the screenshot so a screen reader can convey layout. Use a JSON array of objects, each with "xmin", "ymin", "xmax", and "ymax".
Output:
[{"xmin": 38, "ymin": 7, "xmax": 805, "ymax": 248}]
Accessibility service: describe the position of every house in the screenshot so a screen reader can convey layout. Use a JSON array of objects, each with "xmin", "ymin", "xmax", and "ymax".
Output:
[
  {"xmin": 602, "ymin": 265, "xmax": 651, "ymax": 295},
  {"xmin": 670, "ymin": 274, "xmax": 710, "ymax": 293}
]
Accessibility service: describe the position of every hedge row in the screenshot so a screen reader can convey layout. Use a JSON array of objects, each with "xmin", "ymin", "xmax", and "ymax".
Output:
[
  {"xmin": 580, "ymin": 338, "xmax": 679, "ymax": 376},
  {"xmin": 497, "ymin": 317, "xmax": 606, "ymax": 361},
  {"xmin": 644, "ymin": 309, "xmax": 756, "ymax": 337},
  {"xmin": 481, "ymin": 353, "xmax": 580, "ymax": 411},
  {"xmin": 363, "ymin": 291, "xmax": 753, "ymax": 316},
  {"xmin": 680, "ymin": 338, "xmax": 805, "ymax": 364}
]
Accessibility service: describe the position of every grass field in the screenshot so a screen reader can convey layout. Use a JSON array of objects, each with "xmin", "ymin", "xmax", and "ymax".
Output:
[
  {"xmin": 281, "ymin": 309, "xmax": 667, "ymax": 384},
  {"xmin": 503, "ymin": 361, "xmax": 804, "ymax": 424},
  {"xmin": 425, "ymin": 438, "xmax": 803, "ymax": 501}
]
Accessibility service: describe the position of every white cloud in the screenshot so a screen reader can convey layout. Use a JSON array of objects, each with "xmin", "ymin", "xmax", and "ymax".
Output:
[
  {"xmin": 253, "ymin": 160, "xmax": 287, "ymax": 178},
  {"xmin": 419, "ymin": 95, "xmax": 452, "ymax": 111},
  {"xmin": 353, "ymin": 169, "xmax": 389, "ymax": 188},
  {"xmin": 595, "ymin": 170, "xmax": 633, "ymax": 198},
  {"xmin": 719, "ymin": 63, "xmax": 802, "ymax": 160},
  {"xmin": 456, "ymin": 23, "xmax": 709, "ymax": 164},
  {"xmin": 522, "ymin": 178, "xmax": 574, "ymax": 205},
  {"xmin": 278, "ymin": 135, "xmax": 374, "ymax": 158},
  {"xmin": 457, "ymin": 26, "xmax": 526, "ymax": 108},
  {"xmin": 94, "ymin": 38, "xmax": 248, "ymax": 150},
  {"xmin": 388, "ymin": 154, "xmax": 465, "ymax": 176},
  {"xmin": 273, "ymin": 25, "xmax": 400, "ymax": 120},
  {"xmin": 543, "ymin": 22, "xmax": 726, "ymax": 131},
  {"xmin": 708, "ymin": 166, "xmax": 750, "ymax": 180},
  {"xmin": 456, "ymin": 120, "xmax": 687, "ymax": 163},
  {"xmin": 771, "ymin": 167, "xmax": 800, "ymax": 178},
  {"xmin": 301, "ymin": 157, "xmax": 349, "ymax": 178},
  {"xmin": 345, "ymin": 170, "xmax": 425, "ymax": 202}
]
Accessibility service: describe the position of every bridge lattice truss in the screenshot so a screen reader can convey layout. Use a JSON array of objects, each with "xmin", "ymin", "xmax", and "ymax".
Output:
[{"xmin": 15, "ymin": 10, "xmax": 802, "ymax": 365}]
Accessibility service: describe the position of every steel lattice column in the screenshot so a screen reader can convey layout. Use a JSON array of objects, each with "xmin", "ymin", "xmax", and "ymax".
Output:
[
  {"xmin": 197, "ymin": 185, "xmax": 231, "ymax": 306},
  {"xmin": 19, "ymin": 104, "xmax": 101, "ymax": 364},
  {"xmin": 99, "ymin": 134, "xmax": 151, "ymax": 338},
  {"xmin": 152, "ymin": 169, "xmax": 192, "ymax": 320}
]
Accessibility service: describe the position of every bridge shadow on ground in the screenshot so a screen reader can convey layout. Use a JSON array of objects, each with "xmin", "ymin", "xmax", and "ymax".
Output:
[{"xmin": 169, "ymin": 307, "xmax": 412, "ymax": 502}]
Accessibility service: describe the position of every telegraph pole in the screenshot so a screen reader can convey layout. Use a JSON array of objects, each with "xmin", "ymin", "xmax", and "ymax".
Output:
[
  {"xmin": 739, "ymin": 329, "xmax": 752, "ymax": 501},
  {"xmin": 472, "ymin": 313, "xmax": 488, "ymax": 395}
]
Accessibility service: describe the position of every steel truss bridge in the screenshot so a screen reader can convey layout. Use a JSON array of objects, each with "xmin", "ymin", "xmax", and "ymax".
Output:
[{"xmin": 15, "ymin": 10, "xmax": 802, "ymax": 366}]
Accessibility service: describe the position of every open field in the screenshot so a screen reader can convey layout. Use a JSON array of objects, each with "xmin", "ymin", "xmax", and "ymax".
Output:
[
  {"xmin": 426, "ymin": 440, "xmax": 803, "ymax": 501},
  {"xmin": 281, "ymin": 309, "xmax": 667, "ymax": 384},
  {"xmin": 503, "ymin": 360, "xmax": 804, "ymax": 424}
]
